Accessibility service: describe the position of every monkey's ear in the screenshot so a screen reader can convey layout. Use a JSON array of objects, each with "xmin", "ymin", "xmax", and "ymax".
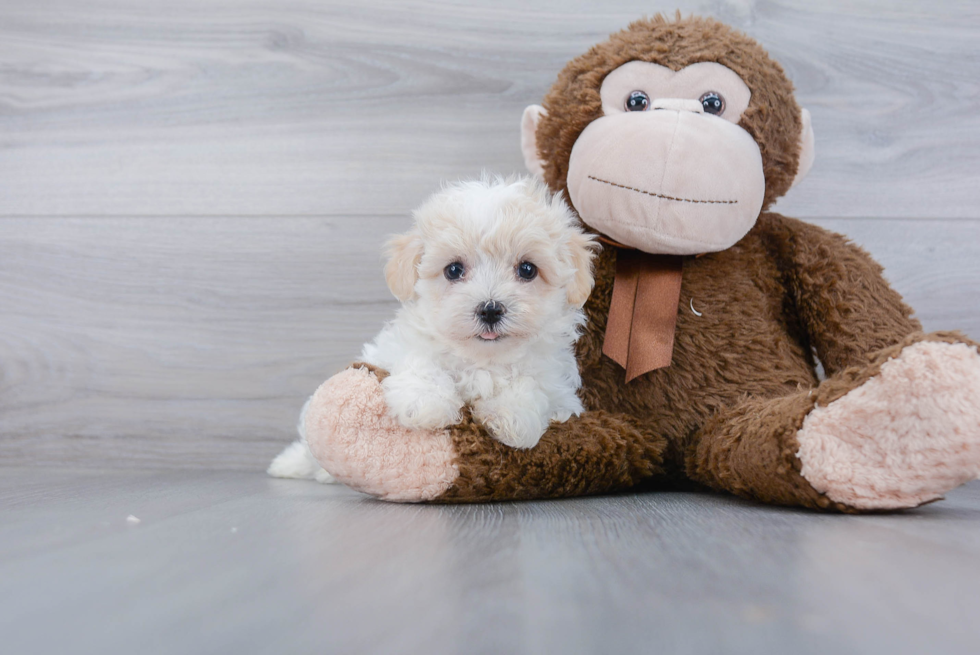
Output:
[
  {"xmin": 565, "ymin": 231, "xmax": 600, "ymax": 307},
  {"xmin": 521, "ymin": 105, "xmax": 548, "ymax": 179},
  {"xmin": 383, "ymin": 231, "xmax": 424, "ymax": 301},
  {"xmin": 790, "ymin": 108, "xmax": 815, "ymax": 188}
]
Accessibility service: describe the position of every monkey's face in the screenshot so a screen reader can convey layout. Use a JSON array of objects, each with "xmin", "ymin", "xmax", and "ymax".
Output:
[
  {"xmin": 522, "ymin": 44, "xmax": 815, "ymax": 256},
  {"xmin": 565, "ymin": 61, "xmax": 766, "ymax": 255}
]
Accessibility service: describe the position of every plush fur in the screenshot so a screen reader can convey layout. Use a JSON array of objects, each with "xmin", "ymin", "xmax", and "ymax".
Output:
[
  {"xmin": 299, "ymin": 15, "xmax": 980, "ymax": 511},
  {"xmin": 304, "ymin": 364, "xmax": 459, "ymax": 502},
  {"xmin": 536, "ymin": 14, "xmax": 803, "ymax": 213},
  {"xmin": 797, "ymin": 340, "xmax": 980, "ymax": 509}
]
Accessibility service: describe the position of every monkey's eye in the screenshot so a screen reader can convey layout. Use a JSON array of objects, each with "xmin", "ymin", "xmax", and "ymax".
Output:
[
  {"xmin": 699, "ymin": 91, "xmax": 725, "ymax": 115},
  {"xmin": 625, "ymin": 90, "xmax": 650, "ymax": 112},
  {"xmin": 516, "ymin": 261, "xmax": 538, "ymax": 281},
  {"xmin": 444, "ymin": 262, "xmax": 465, "ymax": 281}
]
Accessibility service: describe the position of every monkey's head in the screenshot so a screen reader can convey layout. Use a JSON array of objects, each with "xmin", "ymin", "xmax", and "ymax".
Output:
[{"xmin": 521, "ymin": 15, "xmax": 814, "ymax": 255}]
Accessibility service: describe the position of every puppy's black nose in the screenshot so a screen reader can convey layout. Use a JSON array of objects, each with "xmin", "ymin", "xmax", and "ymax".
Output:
[{"xmin": 477, "ymin": 300, "xmax": 506, "ymax": 326}]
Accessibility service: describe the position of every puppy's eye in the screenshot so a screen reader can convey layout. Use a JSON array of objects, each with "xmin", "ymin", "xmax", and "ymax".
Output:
[
  {"xmin": 516, "ymin": 261, "xmax": 538, "ymax": 281},
  {"xmin": 444, "ymin": 261, "xmax": 465, "ymax": 281}
]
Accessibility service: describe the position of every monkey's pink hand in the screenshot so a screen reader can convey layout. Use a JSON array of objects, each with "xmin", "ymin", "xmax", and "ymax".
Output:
[{"xmin": 304, "ymin": 366, "xmax": 460, "ymax": 502}]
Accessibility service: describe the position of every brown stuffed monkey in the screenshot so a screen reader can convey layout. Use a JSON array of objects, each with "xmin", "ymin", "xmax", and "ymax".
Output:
[{"xmin": 303, "ymin": 15, "xmax": 980, "ymax": 511}]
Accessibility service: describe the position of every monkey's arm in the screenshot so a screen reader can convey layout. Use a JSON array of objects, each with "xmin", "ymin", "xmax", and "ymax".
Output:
[
  {"xmin": 304, "ymin": 364, "xmax": 668, "ymax": 502},
  {"xmin": 441, "ymin": 406, "xmax": 666, "ymax": 502},
  {"xmin": 761, "ymin": 212, "xmax": 921, "ymax": 375}
]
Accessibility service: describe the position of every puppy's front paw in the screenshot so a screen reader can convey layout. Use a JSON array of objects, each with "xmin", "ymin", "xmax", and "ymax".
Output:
[
  {"xmin": 382, "ymin": 372, "xmax": 462, "ymax": 431},
  {"xmin": 473, "ymin": 395, "xmax": 549, "ymax": 450}
]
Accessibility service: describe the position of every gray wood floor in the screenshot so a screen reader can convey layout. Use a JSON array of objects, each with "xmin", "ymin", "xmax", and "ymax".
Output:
[
  {"xmin": 2, "ymin": 2, "xmax": 980, "ymax": 653},
  {"xmin": 3, "ymin": 468, "xmax": 980, "ymax": 655}
]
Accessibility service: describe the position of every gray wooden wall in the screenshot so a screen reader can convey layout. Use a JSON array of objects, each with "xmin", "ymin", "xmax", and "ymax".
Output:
[{"xmin": 2, "ymin": 0, "xmax": 978, "ymax": 470}]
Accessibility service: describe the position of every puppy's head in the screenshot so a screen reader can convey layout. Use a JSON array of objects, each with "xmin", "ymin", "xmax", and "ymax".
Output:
[{"xmin": 385, "ymin": 176, "xmax": 599, "ymax": 358}]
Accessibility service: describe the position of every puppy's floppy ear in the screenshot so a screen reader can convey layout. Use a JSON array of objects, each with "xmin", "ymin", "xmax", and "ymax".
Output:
[
  {"xmin": 384, "ymin": 230, "xmax": 424, "ymax": 301},
  {"xmin": 565, "ymin": 230, "xmax": 600, "ymax": 307}
]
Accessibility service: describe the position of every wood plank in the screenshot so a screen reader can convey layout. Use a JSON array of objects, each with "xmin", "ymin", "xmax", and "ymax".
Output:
[
  {"xmin": 1, "ymin": 468, "xmax": 979, "ymax": 655},
  {"xmin": 0, "ymin": 0, "xmax": 977, "ymax": 218},
  {"xmin": 1, "ymin": 216, "xmax": 978, "ymax": 470},
  {"xmin": 0, "ymin": 216, "xmax": 403, "ymax": 469}
]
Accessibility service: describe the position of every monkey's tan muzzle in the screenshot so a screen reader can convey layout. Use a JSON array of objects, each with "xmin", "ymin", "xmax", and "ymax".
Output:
[{"xmin": 566, "ymin": 108, "xmax": 766, "ymax": 256}]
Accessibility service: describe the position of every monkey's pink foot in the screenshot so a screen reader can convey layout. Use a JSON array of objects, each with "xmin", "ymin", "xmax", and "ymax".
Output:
[
  {"xmin": 305, "ymin": 366, "xmax": 459, "ymax": 502},
  {"xmin": 797, "ymin": 341, "xmax": 980, "ymax": 510}
]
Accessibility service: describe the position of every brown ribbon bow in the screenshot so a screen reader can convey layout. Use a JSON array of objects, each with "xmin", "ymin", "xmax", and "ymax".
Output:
[{"xmin": 600, "ymin": 238, "xmax": 685, "ymax": 382}]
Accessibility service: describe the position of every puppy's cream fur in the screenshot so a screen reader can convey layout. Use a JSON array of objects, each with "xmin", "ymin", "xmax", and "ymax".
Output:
[{"xmin": 269, "ymin": 176, "xmax": 598, "ymax": 482}]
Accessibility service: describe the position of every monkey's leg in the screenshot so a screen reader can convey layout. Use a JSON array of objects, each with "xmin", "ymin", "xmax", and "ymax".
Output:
[
  {"xmin": 686, "ymin": 333, "xmax": 980, "ymax": 511},
  {"xmin": 304, "ymin": 365, "xmax": 668, "ymax": 503}
]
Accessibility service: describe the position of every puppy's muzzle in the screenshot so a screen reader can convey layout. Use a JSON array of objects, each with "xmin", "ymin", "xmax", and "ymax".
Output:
[{"xmin": 477, "ymin": 300, "xmax": 506, "ymax": 327}]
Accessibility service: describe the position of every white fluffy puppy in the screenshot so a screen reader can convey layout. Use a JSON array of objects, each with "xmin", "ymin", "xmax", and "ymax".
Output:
[{"xmin": 269, "ymin": 176, "xmax": 598, "ymax": 482}]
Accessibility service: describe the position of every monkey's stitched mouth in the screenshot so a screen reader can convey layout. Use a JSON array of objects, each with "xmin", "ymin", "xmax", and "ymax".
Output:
[{"xmin": 587, "ymin": 175, "xmax": 738, "ymax": 205}]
